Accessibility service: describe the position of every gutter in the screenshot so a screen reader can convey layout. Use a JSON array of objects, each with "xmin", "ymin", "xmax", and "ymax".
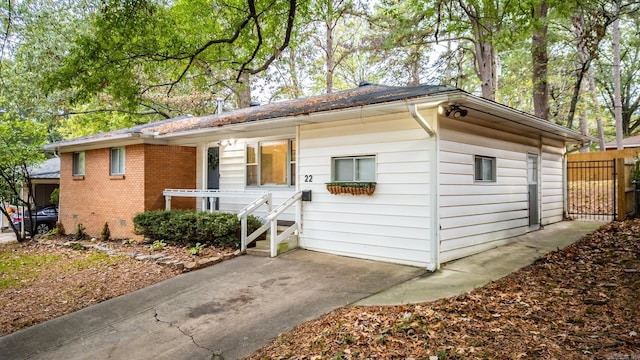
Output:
[
  {"xmin": 155, "ymin": 94, "xmax": 452, "ymax": 140},
  {"xmin": 44, "ymin": 132, "xmax": 143, "ymax": 152},
  {"xmin": 408, "ymin": 104, "xmax": 435, "ymax": 137}
]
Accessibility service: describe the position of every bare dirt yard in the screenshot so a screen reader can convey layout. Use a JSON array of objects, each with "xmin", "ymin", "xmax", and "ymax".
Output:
[
  {"xmin": 248, "ymin": 220, "xmax": 640, "ymax": 360},
  {"xmin": 0, "ymin": 236, "xmax": 235, "ymax": 336}
]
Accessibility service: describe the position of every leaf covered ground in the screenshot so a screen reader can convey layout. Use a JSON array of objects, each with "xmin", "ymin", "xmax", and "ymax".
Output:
[
  {"xmin": 0, "ymin": 237, "xmax": 234, "ymax": 336},
  {"xmin": 248, "ymin": 220, "xmax": 640, "ymax": 360}
]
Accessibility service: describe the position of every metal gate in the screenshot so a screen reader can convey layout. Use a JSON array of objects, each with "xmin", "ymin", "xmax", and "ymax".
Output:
[{"xmin": 567, "ymin": 160, "xmax": 616, "ymax": 221}]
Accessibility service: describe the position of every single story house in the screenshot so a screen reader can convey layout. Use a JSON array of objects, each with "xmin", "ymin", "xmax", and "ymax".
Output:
[{"xmin": 45, "ymin": 84, "xmax": 591, "ymax": 270}]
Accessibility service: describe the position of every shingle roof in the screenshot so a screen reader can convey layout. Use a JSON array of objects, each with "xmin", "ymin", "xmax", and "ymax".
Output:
[
  {"xmin": 47, "ymin": 84, "xmax": 457, "ymax": 147},
  {"xmin": 604, "ymin": 134, "xmax": 640, "ymax": 149},
  {"xmin": 30, "ymin": 157, "xmax": 60, "ymax": 179}
]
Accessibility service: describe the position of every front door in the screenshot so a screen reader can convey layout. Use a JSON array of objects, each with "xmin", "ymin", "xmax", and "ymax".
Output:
[
  {"xmin": 207, "ymin": 147, "xmax": 220, "ymax": 210},
  {"xmin": 527, "ymin": 153, "xmax": 539, "ymax": 227}
]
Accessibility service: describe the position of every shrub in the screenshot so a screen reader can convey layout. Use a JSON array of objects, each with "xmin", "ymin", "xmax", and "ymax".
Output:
[
  {"xmin": 188, "ymin": 242, "xmax": 206, "ymax": 256},
  {"xmin": 50, "ymin": 188, "xmax": 60, "ymax": 205},
  {"xmin": 100, "ymin": 222, "xmax": 111, "ymax": 241},
  {"xmin": 149, "ymin": 240, "xmax": 167, "ymax": 251},
  {"xmin": 74, "ymin": 223, "xmax": 87, "ymax": 241},
  {"xmin": 132, "ymin": 210, "xmax": 263, "ymax": 248},
  {"xmin": 55, "ymin": 221, "xmax": 66, "ymax": 236}
]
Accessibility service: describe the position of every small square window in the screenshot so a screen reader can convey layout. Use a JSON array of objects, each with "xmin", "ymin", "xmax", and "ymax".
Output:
[
  {"xmin": 110, "ymin": 147, "xmax": 125, "ymax": 175},
  {"xmin": 333, "ymin": 155, "xmax": 376, "ymax": 182},
  {"xmin": 72, "ymin": 152, "xmax": 85, "ymax": 176},
  {"xmin": 474, "ymin": 155, "xmax": 496, "ymax": 182}
]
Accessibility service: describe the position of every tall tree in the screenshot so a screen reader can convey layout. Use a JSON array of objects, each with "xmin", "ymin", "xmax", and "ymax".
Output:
[
  {"xmin": 531, "ymin": 0, "xmax": 550, "ymax": 119},
  {"xmin": 47, "ymin": 0, "xmax": 301, "ymax": 114},
  {"xmin": 0, "ymin": 114, "xmax": 48, "ymax": 242},
  {"xmin": 612, "ymin": 0, "xmax": 624, "ymax": 148},
  {"xmin": 597, "ymin": 9, "xmax": 640, "ymax": 137}
]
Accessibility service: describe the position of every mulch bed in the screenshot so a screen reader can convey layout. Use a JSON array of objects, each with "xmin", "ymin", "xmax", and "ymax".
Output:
[{"xmin": 247, "ymin": 220, "xmax": 640, "ymax": 359}]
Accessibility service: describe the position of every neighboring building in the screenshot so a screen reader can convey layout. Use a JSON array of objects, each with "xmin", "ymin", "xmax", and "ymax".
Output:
[
  {"xmin": 604, "ymin": 134, "xmax": 640, "ymax": 150},
  {"xmin": 45, "ymin": 84, "xmax": 591, "ymax": 269},
  {"xmin": 29, "ymin": 157, "xmax": 60, "ymax": 207}
]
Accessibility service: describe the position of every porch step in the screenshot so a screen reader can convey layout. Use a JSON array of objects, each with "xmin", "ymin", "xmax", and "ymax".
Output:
[{"xmin": 246, "ymin": 230, "xmax": 298, "ymax": 257}]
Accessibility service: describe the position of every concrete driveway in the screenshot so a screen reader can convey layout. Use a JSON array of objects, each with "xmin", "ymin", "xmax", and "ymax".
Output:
[{"xmin": 0, "ymin": 250, "xmax": 423, "ymax": 360}]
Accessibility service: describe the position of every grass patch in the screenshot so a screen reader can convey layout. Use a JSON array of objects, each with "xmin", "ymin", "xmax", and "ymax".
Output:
[
  {"xmin": 61, "ymin": 251, "xmax": 125, "ymax": 271},
  {"xmin": 0, "ymin": 247, "xmax": 62, "ymax": 289}
]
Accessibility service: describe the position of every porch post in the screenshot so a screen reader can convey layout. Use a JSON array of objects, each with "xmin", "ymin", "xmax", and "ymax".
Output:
[
  {"xmin": 165, "ymin": 196, "xmax": 171, "ymax": 210},
  {"xmin": 270, "ymin": 218, "xmax": 278, "ymax": 257},
  {"xmin": 240, "ymin": 217, "xmax": 247, "ymax": 252}
]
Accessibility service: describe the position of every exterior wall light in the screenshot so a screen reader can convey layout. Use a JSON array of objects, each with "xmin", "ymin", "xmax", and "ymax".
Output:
[{"xmin": 441, "ymin": 104, "xmax": 468, "ymax": 118}]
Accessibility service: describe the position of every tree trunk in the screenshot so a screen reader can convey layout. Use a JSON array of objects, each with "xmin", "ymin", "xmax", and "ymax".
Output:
[
  {"xmin": 474, "ymin": 38, "xmax": 497, "ymax": 100},
  {"xmin": 531, "ymin": 0, "xmax": 549, "ymax": 120},
  {"xmin": 408, "ymin": 48, "xmax": 420, "ymax": 86},
  {"xmin": 587, "ymin": 66, "xmax": 606, "ymax": 150},
  {"xmin": 325, "ymin": 1, "xmax": 334, "ymax": 94},
  {"xmin": 613, "ymin": 1, "xmax": 624, "ymax": 149},
  {"xmin": 579, "ymin": 107, "xmax": 589, "ymax": 153},
  {"xmin": 288, "ymin": 49, "xmax": 302, "ymax": 98},
  {"xmin": 236, "ymin": 71, "xmax": 252, "ymax": 108}
]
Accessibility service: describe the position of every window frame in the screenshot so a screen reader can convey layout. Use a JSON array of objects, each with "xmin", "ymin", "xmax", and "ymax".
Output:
[
  {"xmin": 474, "ymin": 155, "xmax": 497, "ymax": 182},
  {"xmin": 245, "ymin": 139, "xmax": 296, "ymax": 187},
  {"xmin": 72, "ymin": 151, "xmax": 85, "ymax": 176},
  {"xmin": 110, "ymin": 147, "xmax": 126, "ymax": 175},
  {"xmin": 332, "ymin": 155, "xmax": 376, "ymax": 182}
]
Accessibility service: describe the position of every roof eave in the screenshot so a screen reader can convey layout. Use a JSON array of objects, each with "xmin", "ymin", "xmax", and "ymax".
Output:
[
  {"xmin": 155, "ymin": 94, "xmax": 453, "ymax": 141},
  {"xmin": 45, "ymin": 133, "xmax": 167, "ymax": 153},
  {"xmin": 451, "ymin": 95, "xmax": 595, "ymax": 144}
]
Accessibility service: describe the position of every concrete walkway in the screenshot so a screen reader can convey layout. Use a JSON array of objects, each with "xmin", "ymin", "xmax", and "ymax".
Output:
[
  {"xmin": 0, "ymin": 230, "xmax": 17, "ymax": 245},
  {"xmin": 357, "ymin": 220, "xmax": 604, "ymax": 305},
  {"xmin": 0, "ymin": 220, "xmax": 602, "ymax": 360},
  {"xmin": 0, "ymin": 249, "xmax": 422, "ymax": 360}
]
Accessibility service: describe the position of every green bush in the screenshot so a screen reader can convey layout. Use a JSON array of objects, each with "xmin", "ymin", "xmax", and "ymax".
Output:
[
  {"xmin": 100, "ymin": 222, "xmax": 111, "ymax": 241},
  {"xmin": 75, "ymin": 223, "xmax": 87, "ymax": 241},
  {"xmin": 133, "ymin": 210, "xmax": 263, "ymax": 248}
]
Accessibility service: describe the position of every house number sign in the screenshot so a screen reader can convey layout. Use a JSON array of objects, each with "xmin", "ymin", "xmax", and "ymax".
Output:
[{"xmin": 304, "ymin": 175, "xmax": 313, "ymax": 182}]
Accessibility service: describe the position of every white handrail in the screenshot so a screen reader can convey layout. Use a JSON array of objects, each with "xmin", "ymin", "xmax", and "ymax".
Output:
[
  {"xmin": 265, "ymin": 192, "xmax": 302, "ymax": 222},
  {"xmin": 237, "ymin": 193, "xmax": 271, "ymax": 219},
  {"xmin": 265, "ymin": 192, "xmax": 302, "ymax": 257},
  {"xmin": 237, "ymin": 193, "xmax": 272, "ymax": 252},
  {"xmin": 238, "ymin": 191, "xmax": 303, "ymax": 257}
]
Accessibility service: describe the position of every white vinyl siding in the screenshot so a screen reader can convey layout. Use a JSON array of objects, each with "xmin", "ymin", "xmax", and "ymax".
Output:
[
  {"xmin": 438, "ymin": 121, "xmax": 538, "ymax": 263},
  {"xmin": 541, "ymin": 142, "xmax": 565, "ymax": 224},
  {"xmin": 298, "ymin": 114, "xmax": 434, "ymax": 267},
  {"xmin": 215, "ymin": 141, "xmax": 296, "ymax": 220}
]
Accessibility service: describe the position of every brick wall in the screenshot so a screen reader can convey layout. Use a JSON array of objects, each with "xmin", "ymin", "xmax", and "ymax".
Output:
[
  {"xmin": 59, "ymin": 143, "xmax": 197, "ymax": 239},
  {"xmin": 143, "ymin": 145, "xmax": 196, "ymax": 210}
]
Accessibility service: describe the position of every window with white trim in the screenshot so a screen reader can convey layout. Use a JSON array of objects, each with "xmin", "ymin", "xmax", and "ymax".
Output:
[
  {"xmin": 110, "ymin": 147, "xmax": 125, "ymax": 175},
  {"xmin": 474, "ymin": 155, "xmax": 496, "ymax": 182},
  {"xmin": 332, "ymin": 155, "xmax": 376, "ymax": 182},
  {"xmin": 246, "ymin": 139, "xmax": 295, "ymax": 186},
  {"xmin": 72, "ymin": 152, "xmax": 85, "ymax": 176}
]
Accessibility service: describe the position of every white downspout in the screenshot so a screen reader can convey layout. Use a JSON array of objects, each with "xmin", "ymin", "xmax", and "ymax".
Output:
[
  {"xmin": 295, "ymin": 125, "xmax": 302, "ymax": 235},
  {"xmin": 409, "ymin": 105, "xmax": 439, "ymax": 271}
]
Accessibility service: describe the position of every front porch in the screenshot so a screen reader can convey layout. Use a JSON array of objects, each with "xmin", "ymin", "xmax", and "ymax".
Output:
[{"xmin": 162, "ymin": 189, "xmax": 305, "ymax": 257}]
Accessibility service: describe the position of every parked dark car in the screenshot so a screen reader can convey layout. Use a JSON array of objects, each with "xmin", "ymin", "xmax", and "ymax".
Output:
[{"xmin": 11, "ymin": 205, "xmax": 59, "ymax": 235}]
